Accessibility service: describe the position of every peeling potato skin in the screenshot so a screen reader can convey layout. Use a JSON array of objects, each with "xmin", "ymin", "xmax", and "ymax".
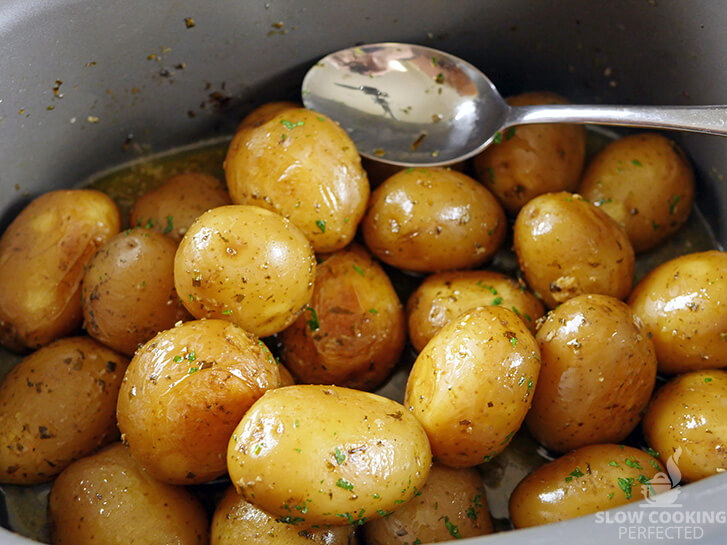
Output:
[
  {"xmin": 0, "ymin": 189, "xmax": 121, "ymax": 351},
  {"xmin": 0, "ymin": 337, "xmax": 128, "ymax": 484},
  {"xmin": 278, "ymin": 243, "xmax": 406, "ymax": 390},
  {"xmin": 527, "ymin": 295, "xmax": 657, "ymax": 452},
  {"xmin": 227, "ymin": 385, "xmax": 432, "ymax": 527},
  {"xmin": 117, "ymin": 319, "xmax": 281, "ymax": 484},
  {"xmin": 642, "ymin": 370, "xmax": 727, "ymax": 483},
  {"xmin": 509, "ymin": 444, "xmax": 664, "ymax": 529},
  {"xmin": 405, "ymin": 306, "xmax": 540, "ymax": 468},
  {"xmin": 513, "ymin": 191, "xmax": 635, "ymax": 309}
]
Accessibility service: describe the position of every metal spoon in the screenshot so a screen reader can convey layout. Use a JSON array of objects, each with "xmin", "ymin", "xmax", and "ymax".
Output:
[{"xmin": 302, "ymin": 42, "xmax": 727, "ymax": 167}]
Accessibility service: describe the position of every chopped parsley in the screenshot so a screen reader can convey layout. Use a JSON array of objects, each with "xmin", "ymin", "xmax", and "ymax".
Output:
[
  {"xmin": 669, "ymin": 195, "xmax": 681, "ymax": 215},
  {"xmin": 505, "ymin": 127, "xmax": 517, "ymax": 140},
  {"xmin": 187, "ymin": 351, "xmax": 196, "ymax": 362},
  {"xmin": 491, "ymin": 297, "xmax": 502, "ymax": 306},
  {"xmin": 510, "ymin": 336, "xmax": 518, "ymax": 347},
  {"xmin": 609, "ymin": 461, "xmax": 620, "ymax": 467},
  {"xmin": 336, "ymin": 478, "xmax": 354, "ymax": 491},
  {"xmin": 704, "ymin": 377, "xmax": 713, "ymax": 383},
  {"xmin": 352, "ymin": 264, "xmax": 365, "ymax": 277},
  {"xmin": 617, "ymin": 477, "xmax": 634, "ymax": 499},
  {"xmin": 565, "ymin": 467, "xmax": 585, "ymax": 483},
  {"xmin": 306, "ymin": 307, "xmax": 320, "ymax": 331},
  {"xmin": 315, "ymin": 219, "xmax": 326, "ymax": 233},
  {"xmin": 369, "ymin": 308, "xmax": 379, "ymax": 314},
  {"xmin": 222, "ymin": 309, "xmax": 232, "ymax": 315},
  {"xmin": 281, "ymin": 119, "xmax": 305, "ymax": 130},
  {"xmin": 632, "ymin": 159, "xmax": 643, "ymax": 167},
  {"xmin": 492, "ymin": 131, "xmax": 503, "ymax": 144},
  {"xmin": 173, "ymin": 355, "xmax": 183, "ymax": 362},
  {"xmin": 334, "ymin": 447, "xmax": 346, "ymax": 465},
  {"xmin": 625, "ymin": 458, "xmax": 643, "ymax": 469},
  {"xmin": 443, "ymin": 517, "xmax": 462, "ymax": 539},
  {"xmin": 188, "ymin": 366, "xmax": 198, "ymax": 374}
]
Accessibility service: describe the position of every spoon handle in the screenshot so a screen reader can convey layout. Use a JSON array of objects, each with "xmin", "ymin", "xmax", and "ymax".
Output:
[{"xmin": 506, "ymin": 104, "xmax": 727, "ymax": 136}]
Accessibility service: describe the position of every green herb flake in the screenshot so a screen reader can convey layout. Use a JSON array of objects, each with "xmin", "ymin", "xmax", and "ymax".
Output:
[
  {"xmin": 369, "ymin": 308, "xmax": 379, "ymax": 314},
  {"xmin": 187, "ymin": 351, "xmax": 196, "ymax": 362},
  {"xmin": 511, "ymin": 306, "xmax": 521, "ymax": 316},
  {"xmin": 306, "ymin": 306, "xmax": 320, "ymax": 332},
  {"xmin": 315, "ymin": 219, "xmax": 326, "ymax": 233},
  {"xmin": 188, "ymin": 366, "xmax": 198, "ymax": 374},
  {"xmin": 632, "ymin": 159, "xmax": 643, "ymax": 167},
  {"xmin": 510, "ymin": 336, "xmax": 518, "ymax": 347},
  {"xmin": 524, "ymin": 313, "xmax": 532, "ymax": 322},
  {"xmin": 431, "ymin": 56, "xmax": 437, "ymax": 67},
  {"xmin": 501, "ymin": 431, "xmax": 514, "ymax": 446},
  {"xmin": 352, "ymin": 264, "xmax": 365, "ymax": 277},
  {"xmin": 281, "ymin": 119, "xmax": 305, "ymax": 130},
  {"xmin": 705, "ymin": 377, "xmax": 713, "ymax": 383},
  {"xmin": 518, "ymin": 375, "xmax": 526, "ymax": 386},
  {"xmin": 173, "ymin": 355, "xmax": 183, "ymax": 362},
  {"xmin": 486, "ymin": 167, "xmax": 495, "ymax": 184},
  {"xmin": 652, "ymin": 220, "xmax": 660, "ymax": 231},
  {"xmin": 609, "ymin": 461, "xmax": 620, "ymax": 467},
  {"xmin": 617, "ymin": 477, "xmax": 634, "ymax": 499},
  {"xmin": 492, "ymin": 131, "xmax": 503, "ymax": 144},
  {"xmin": 316, "ymin": 116, "xmax": 325, "ymax": 122},
  {"xmin": 435, "ymin": 73, "xmax": 445, "ymax": 84},
  {"xmin": 336, "ymin": 478, "xmax": 354, "ymax": 491},
  {"xmin": 505, "ymin": 127, "xmax": 517, "ymax": 140},
  {"xmin": 413, "ymin": 540, "xmax": 422, "ymax": 545},
  {"xmin": 646, "ymin": 447, "xmax": 660, "ymax": 458},
  {"xmin": 373, "ymin": 493, "xmax": 380, "ymax": 499},
  {"xmin": 334, "ymin": 447, "xmax": 346, "ymax": 465},
  {"xmin": 565, "ymin": 467, "xmax": 585, "ymax": 483},
  {"xmin": 222, "ymin": 309, "xmax": 232, "ymax": 315},
  {"xmin": 625, "ymin": 458, "xmax": 643, "ymax": 469},
  {"xmin": 492, "ymin": 297, "xmax": 503, "ymax": 306},
  {"xmin": 294, "ymin": 448, "xmax": 302, "ymax": 453},
  {"xmin": 527, "ymin": 378, "xmax": 534, "ymax": 393},
  {"xmin": 669, "ymin": 195, "xmax": 681, "ymax": 215},
  {"xmin": 443, "ymin": 516, "xmax": 462, "ymax": 539},
  {"xmin": 189, "ymin": 294, "xmax": 195, "ymax": 302},
  {"xmin": 405, "ymin": 167, "xmax": 414, "ymax": 173},
  {"xmin": 608, "ymin": 492, "xmax": 614, "ymax": 500},
  {"xmin": 253, "ymin": 444, "xmax": 262, "ymax": 455}
]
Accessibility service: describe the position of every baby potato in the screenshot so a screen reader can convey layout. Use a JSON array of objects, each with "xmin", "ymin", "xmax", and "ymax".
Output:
[
  {"xmin": 509, "ymin": 444, "xmax": 664, "ymax": 528},
  {"xmin": 175, "ymin": 205, "xmax": 316, "ymax": 338},
  {"xmin": 362, "ymin": 168, "xmax": 506, "ymax": 273},
  {"xmin": 628, "ymin": 250, "xmax": 727, "ymax": 374},
  {"xmin": 0, "ymin": 189, "xmax": 120, "ymax": 351},
  {"xmin": 82, "ymin": 228, "xmax": 190, "ymax": 355},
  {"xmin": 50, "ymin": 443, "xmax": 208, "ymax": 545},
  {"xmin": 117, "ymin": 319, "xmax": 281, "ymax": 484},
  {"xmin": 129, "ymin": 173, "xmax": 231, "ymax": 242},
  {"xmin": 227, "ymin": 385, "xmax": 432, "ymax": 527},
  {"xmin": 363, "ymin": 464, "xmax": 493, "ymax": 545},
  {"xmin": 472, "ymin": 92, "xmax": 586, "ymax": 214},
  {"xmin": 527, "ymin": 295, "xmax": 657, "ymax": 452},
  {"xmin": 579, "ymin": 133, "xmax": 694, "ymax": 253},
  {"xmin": 0, "ymin": 337, "xmax": 127, "ymax": 484},
  {"xmin": 277, "ymin": 363, "xmax": 296, "ymax": 386},
  {"xmin": 211, "ymin": 486, "xmax": 357, "ymax": 545},
  {"xmin": 277, "ymin": 243, "xmax": 406, "ymax": 390},
  {"xmin": 405, "ymin": 306, "xmax": 540, "ymax": 468},
  {"xmin": 406, "ymin": 270, "xmax": 544, "ymax": 352},
  {"xmin": 225, "ymin": 108, "xmax": 369, "ymax": 253},
  {"xmin": 642, "ymin": 370, "xmax": 727, "ymax": 482},
  {"xmin": 513, "ymin": 192, "xmax": 634, "ymax": 308},
  {"xmin": 236, "ymin": 101, "xmax": 301, "ymax": 132}
]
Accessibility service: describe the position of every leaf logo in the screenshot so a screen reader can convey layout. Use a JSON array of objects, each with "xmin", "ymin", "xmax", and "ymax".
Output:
[{"xmin": 641, "ymin": 447, "xmax": 682, "ymax": 508}]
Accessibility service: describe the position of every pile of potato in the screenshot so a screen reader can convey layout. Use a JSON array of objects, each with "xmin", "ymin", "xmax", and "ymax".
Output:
[{"xmin": 0, "ymin": 92, "xmax": 724, "ymax": 545}]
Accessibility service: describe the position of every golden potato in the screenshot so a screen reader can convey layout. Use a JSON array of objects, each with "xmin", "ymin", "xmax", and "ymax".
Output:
[
  {"xmin": 628, "ymin": 250, "xmax": 727, "ymax": 374},
  {"xmin": 225, "ymin": 108, "xmax": 369, "ymax": 252},
  {"xmin": 50, "ymin": 443, "xmax": 208, "ymax": 545},
  {"xmin": 362, "ymin": 168, "xmax": 506, "ymax": 273},
  {"xmin": 405, "ymin": 306, "xmax": 540, "ymax": 468},
  {"xmin": 227, "ymin": 385, "xmax": 432, "ymax": 527},
  {"xmin": 513, "ymin": 192, "xmax": 634, "ymax": 308},
  {"xmin": 117, "ymin": 319, "xmax": 281, "ymax": 484},
  {"xmin": 236, "ymin": 101, "xmax": 300, "ymax": 132},
  {"xmin": 82, "ymin": 228, "xmax": 190, "ymax": 355},
  {"xmin": 277, "ymin": 363, "xmax": 296, "ymax": 386},
  {"xmin": 406, "ymin": 270, "xmax": 544, "ymax": 352},
  {"xmin": 579, "ymin": 133, "xmax": 694, "ymax": 252},
  {"xmin": 363, "ymin": 464, "xmax": 493, "ymax": 544},
  {"xmin": 509, "ymin": 444, "xmax": 664, "ymax": 528},
  {"xmin": 211, "ymin": 486, "xmax": 357, "ymax": 545},
  {"xmin": 527, "ymin": 295, "xmax": 657, "ymax": 452},
  {"xmin": 129, "ymin": 173, "xmax": 231, "ymax": 242},
  {"xmin": 472, "ymin": 91, "xmax": 586, "ymax": 214},
  {"xmin": 175, "ymin": 205, "xmax": 316, "ymax": 338},
  {"xmin": 278, "ymin": 243, "xmax": 406, "ymax": 390},
  {"xmin": 642, "ymin": 370, "xmax": 727, "ymax": 482},
  {"xmin": 0, "ymin": 337, "xmax": 127, "ymax": 484},
  {"xmin": 0, "ymin": 189, "xmax": 120, "ymax": 351}
]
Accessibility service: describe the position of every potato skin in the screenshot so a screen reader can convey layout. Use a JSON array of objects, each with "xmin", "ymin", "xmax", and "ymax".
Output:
[
  {"xmin": 579, "ymin": 133, "xmax": 694, "ymax": 253},
  {"xmin": 225, "ymin": 108, "xmax": 369, "ymax": 253},
  {"xmin": 513, "ymin": 192, "xmax": 634, "ymax": 308},
  {"xmin": 82, "ymin": 228, "xmax": 190, "ymax": 355},
  {"xmin": 0, "ymin": 337, "xmax": 127, "ymax": 484},
  {"xmin": 473, "ymin": 92, "xmax": 586, "ymax": 214},
  {"xmin": 236, "ymin": 101, "xmax": 301, "ymax": 132},
  {"xmin": 527, "ymin": 295, "xmax": 657, "ymax": 452},
  {"xmin": 211, "ymin": 486, "xmax": 357, "ymax": 545},
  {"xmin": 50, "ymin": 443, "xmax": 208, "ymax": 545},
  {"xmin": 642, "ymin": 370, "xmax": 727, "ymax": 483},
  {"xmin": 509, "ymin": 444, "xmax": 664, "ymax": 528},
  {"xmin": 227, "ymin": 385, "xmax": 432, "ymax": 527},
  {"xmin": 628, "ymin": 250, "xmax": 727, "ymax": 374},
  {"xmin": 405, "ymin": 306, "xmax": 540, "ymax": 468},
  {"xmin": 175, "ymin": 205, "xmax": 316, "ymax": 338},
  {"xmin": 278, "ymin": 243, "xmax": 406, "ymax": 390},
  {"xmin": 363, "ymin": 464, "xmax": 493, "ymax": 545},
  {"xmin": 362, "ymin": 168, "xmax": 506, "ymax": 273},
  {"xmin": 129, "ymin": 173, "xmax": 231, "ymax": 242},
  {"xmin": 117, "ymin": 319, "xmax": 281, "ymax": 484},
  {"xmin": 0, "ymin": 189, "xmax": 120, "ymax": 351},
  {"xmin": 406, "ymin": 270, "xmax": 544, "ymax": 352}
]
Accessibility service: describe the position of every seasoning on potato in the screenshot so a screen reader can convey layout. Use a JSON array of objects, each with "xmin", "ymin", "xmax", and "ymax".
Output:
[
  {"xmin": 129, "ymin": 172, "xmax": 232, "ymax": 242},
  {"xmin": 509, "ymin": 444, "xmax": 664, "ymax": 528},
  {"xmin": 227, "ymin": 385, "xmax": 432, "ymax": 527},
  {"xmin": 363, "ymin": 463, "xmax": 493, "ymax": 545},
  {"xmin": 225, "ymin": 108, "xmax": 369, "ymax": 253},
  {"xmin": 0, "ymin": 337, "xmax": 127, "ymax": 484},
  {"xmin": 513, "ymin": 191, "xmax": 635, "ymax": 308},
  {"xmin": 82, "ymin": 227, "xmax": 190, "ymax": 355},
  {"xmin": 50, "ymin": 443, "xmax": 209, "ymax": 545},
  {"xmin": 405, "ymin": 306, "xmax": 540, "ymax": 468},
  {"xmin": 472, "ymin": 91, "xmax": 586, "ymax": 214},
  {"xmin": 526, "ymin": 294, "xmax": 657, "ymax": 452},
  {"xmin": 642, "ymin": 370, "xmax": 727, "ymax": 483},
  {"xmin": 277, "ymin": 243, "xmax": 406, "ymax": 390},
  {"xmin": 174, "ymin": 205, "xmax": 316, "ymax": 338},
  {"xmin": 406, "ymin": 270, "xmax": 544, "ymax": 352},
  {"xmin": 578, "ymin": 133, "xmax": 695, "ymax": 253},
  {"xmin": 628, "ymin": 250, "xmax": 727, "ymax": 374},
  {"xmin": 117, "ymin": 319, "xmax": 281, "ymax": 484},
  {"xmin": 362, "ymin": 167, "xmax": 506, "ymax": 273},
  {"xmin": 0, "ymin": 189, "xmax": 121, "ymax": 351}
]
